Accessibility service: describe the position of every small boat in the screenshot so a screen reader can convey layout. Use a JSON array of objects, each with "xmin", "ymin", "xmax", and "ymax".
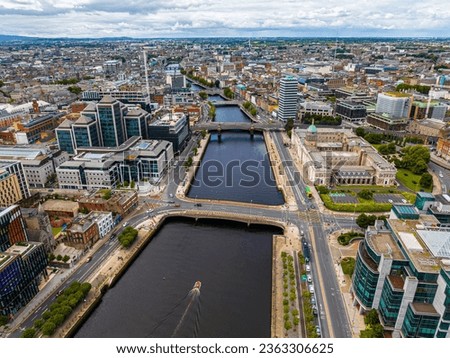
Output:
[{"xmin": 193, "ymin": 281, "xmax": 202, "ymax": 290}]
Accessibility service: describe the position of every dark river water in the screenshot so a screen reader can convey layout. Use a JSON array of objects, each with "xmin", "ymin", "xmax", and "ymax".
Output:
[{"xmin": 74, "ymin": 218, "xmax": 281, "ymax": 338}]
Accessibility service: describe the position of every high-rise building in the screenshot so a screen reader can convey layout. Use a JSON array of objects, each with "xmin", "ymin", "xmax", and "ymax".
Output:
[
  {"xmin": 0, "ymin": 205, "xmax": 28, "ymax": 251},
  {"xmin": 97, "ymin": 96, "xmax": 126, "ymax": 147},
  {"xmin": 72, "ymin": 115, "xmax": 100, "ymax": 148},
  {"xmin": 351, "ymin": 215, "xmax": 450, "ymax": 338},
  {"xmin": 124, "ymin": 108, "xmax": 150, "ymax": 139},
  {"xmin": 278, "ymin": 76, "xmax": 298, "ymax": 122},
  {"xmin": 0, "ymin": 160, "xmax": 30, "ymax": 201},
  {"xmin": 375, "ymin": 92, "xmax": 412, "ymax": 118},
  {"xmin": 0, "ymin": 241, "xmax": 48, "ymax": 317},
  {"xmin": 55, "ymin": 119, "xmax": 76, "ymax": 155},
  {"xmin": 0, "ymin": 170, "xmax": 22, "ymax": 207}
]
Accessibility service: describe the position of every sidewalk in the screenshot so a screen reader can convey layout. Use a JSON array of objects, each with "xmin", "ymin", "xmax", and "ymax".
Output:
[
  {"xmin": 431, "ymin": 153, "xmax": 450, "ymax": 170},
  {"xmin": 327, "ymin": 230, "xmax": 366, "ymax": 337}
]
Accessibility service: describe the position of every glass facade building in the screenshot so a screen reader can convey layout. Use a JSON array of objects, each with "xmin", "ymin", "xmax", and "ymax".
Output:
[
  {"xmin": 352, "ymin": 218, "xmax": 450, "ymax": 338},
  {"xmin": 97, "ymin": 97, "xmax": 126, "ymax": 147},
  {"xmin": 0, "ymin": 205, "xmax": 28, "ymax": 251}
]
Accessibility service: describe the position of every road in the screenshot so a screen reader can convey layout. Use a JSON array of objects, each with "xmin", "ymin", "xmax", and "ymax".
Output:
[
  {"xmin": 429, "ymin": 162, "xmax": 450, "ymax": 194},
  {"xmin": 271, "ymin": 131, "xmax": 352, "ymax": 338},
  {"xmin": 8, "ymin": 124, "xmax": 352, "ymax": 338}
]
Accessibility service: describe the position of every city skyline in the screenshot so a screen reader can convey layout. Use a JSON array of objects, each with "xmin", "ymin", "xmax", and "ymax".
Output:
[{"xmin": 0, "ymin": 0, "xmax": 450, "ymax": 38}]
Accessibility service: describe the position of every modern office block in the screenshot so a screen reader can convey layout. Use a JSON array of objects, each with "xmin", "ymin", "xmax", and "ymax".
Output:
[{"xmin": 278, "ymin": 76, "xmax": 298, "ymax": 122}]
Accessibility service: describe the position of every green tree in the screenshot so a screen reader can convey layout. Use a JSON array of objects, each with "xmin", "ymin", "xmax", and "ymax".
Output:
[
  {"xmin": 56, "ymin": 254, "xmax": 62, "ymax": 261},
  {"xmin": 419, "ymin": 173, "xmax": 433, "ymax": 188},
  {"xmin": 355, "ymin": 127, "xmax": 366, "ymax": 137},
  {"xmin": 67, "ymin": 86, "xmax": 82, "ymax": 95},
  {"xmin": 284, "ymin": 320, "xmax": 292, "ymax": 331},
  {"xmin": 358, "ymin": 189, "xmax": 373, "ymax": 200},
  {"xmin": 184, "ymin": 156, "xmax": 193, "ymax": 168},
  {"xmin": 364, "ymin": 309, "xmax": 380, "ymax": 326},
  {"xmin": 356, "ymin": 213, "xmax": 378, "ymax": 229},
  {"xmin": 33, "ymin": 318, "xmax": 45, "ymax": 329},
  {"xmin": 130, "ymin": 180, "xmax": 135, "ymax": 189},
  {"xmin": 41, "ymin": 321, "xmax": 57, "ymax": 336},
  {"xmin": 21, "ymin": 328, "xmax": 36, "ymax": 338},
  {"xmin": 284, "ymin": 118, "xmax": 294, "ymax": 134},
  {"xmin": 198, "ymin": 91, "xmax": 208, "ymax": 100},
  {"xmin": 201, "ymin": 129, "xmax": 207, "ymax": 139},
  {"xmin": 102, "ymin": 189, "xmax": 112, "ymax": 200},
  {"xmin": 123, "ymin": 180, "xmax": 129, "ymax": 187},
  {"xmin": 0, "ymin": 314, "xmax": 8, "ymax": 326},
  {"xmin": 62, "ymin": 255, "xmax": 70, "ymax": 263}
]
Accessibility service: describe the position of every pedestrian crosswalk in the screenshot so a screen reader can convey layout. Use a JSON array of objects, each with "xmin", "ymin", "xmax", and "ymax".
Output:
[{"xmin": 298, "ymin": 210, "xmax": 321, "ymax": 223}]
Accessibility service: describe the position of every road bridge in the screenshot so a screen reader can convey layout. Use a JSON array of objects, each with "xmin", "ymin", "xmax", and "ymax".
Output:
[{"xmin": 193, "ymin": 121, "xmax": 284, "ymax": 132}]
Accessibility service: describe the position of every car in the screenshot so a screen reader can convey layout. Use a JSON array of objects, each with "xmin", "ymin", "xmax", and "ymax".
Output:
[
  {"xmin": 439, "ymin": 172, "xmax": 444, "ymax": 178},
  {"xmin": 194, "ymin": 203, "xmax": 202, "ymax": 207},
  {"xmin": 169, "ymin": 193, "xmax": 174, "ymax": 198},
  {"xmin": 316, "ymin": 326, "xmax": 321, "ymax": 337},
  {"xmin": 122, "ymin": 221, "xmax": 128, "ymax": 227},
  {"xmin": 313, "ymin": 308, "xmax": 318, "ymax": 316},
  {"xmin": 300, "ymin": 230, "xmax": 305, "ymax": 237},
  {"xmin": 305, "ymin": 264, "xmax": 311, "ymax": 272},
  {"xmin": 86, "ymin": 256, "xmax": 92, "ymax": 263},
  {"xmin": 310, "ymin": 296, "xmax": 316, "ymax": 305},
  {"xmin": 309, "ymin": 285, "xmax": 314, "ymax": 294},
  {"xmin": 307, "ymin": 275, "xmax": 312, "ymax": 283}
]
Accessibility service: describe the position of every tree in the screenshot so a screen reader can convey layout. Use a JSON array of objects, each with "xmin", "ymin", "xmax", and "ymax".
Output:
[
  {"xmin": 364, "ymin": 309, "xmax": 380, "ymax": 326},
  {"xmin": 356, "ymin": 213, "xmax": 377, "ymax": 229},
  {"xmin": 102, "ymin": 189, "xmax": 112, "ymax": 200},
  {"xmin": 67, "ymin": 86, "xmax": 82, "ymax": 95},
  {"xmin": 41, "ymin": 321, "xmax": 57, "ymax": 336},
  {"xmin": 0, "ymin": 315, "xmax": 8, "ymax": 326},
  {"xmin": 419, "ymin": 173, "xmax": 433, "ymax": 188},
  {"xmin": 130, "ymin": 180, "xmax": 135, "ymax": 189},
  {"xmin": 358, "ymin": 189, "xmax": 373, "ymax": 200},
  {"xmin": 21, "ymin": 328, "xmax": 36, "ymax": 338},
  {"xmin": 201, "ymin": 129, "xmax": 207, "ymax": 138},
  {"xmin": 400, "ymin": 145, "xmax": 430, "ymax": 173},
  {"xmin": 123, "ymin": 180, "xmax": 129, "ymax": 187},
  {"xmin": 284, "ymin": 320, "xmax": 292, "ymax": 331},
  {"xmin": 360, "ymin": 324, "xmax": 384, "ymax": 338},
  {"xmin": 355, "ymin": 127, "xmax": 366, "ymax": 137},
  {"xmin": 284, "ymin": 118, "xmax": 294, "ymax": 133},
  {"xmin": 62, "ymin": 255, "xmax": 70, "ymax": 263},
  {"xmin": 198, "ymin": 91, "xmax": 208, "ymax": 100},
  {"xmin": 184, "ymin": 156, "xmax": 193, "ymax": 168},
  {"xmin": 56, "ymin": 254, "xmax": 62, "ymax": 261}
]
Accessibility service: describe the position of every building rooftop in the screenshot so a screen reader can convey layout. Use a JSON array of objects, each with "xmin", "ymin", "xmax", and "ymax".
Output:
[
  {"xmin": 387, "ymin": 274, "xmax": 405, "ymax": 290},
  {"xmin": 384, "ymin": 91, "xmax": 412, "ymax": 98},
  {"xmin": 41, "ymin": 199, "xmax": 79, "ymax": 213},
  {"xmin": 388, "ymin": 217, "xmax": 449, "ymax": 273},
  {"xmin": 410, "ymin": 302, "xmax": 439, "ymax": 316},
  {"xmin": 366, "ymin": 230, "xmax": 405, "ymax": 261}
]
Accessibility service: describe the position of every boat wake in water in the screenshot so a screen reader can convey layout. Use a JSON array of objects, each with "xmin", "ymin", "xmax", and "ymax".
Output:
[{"xmin": 149, "ymin": 282, "xmax": 202, "ymax": 338}]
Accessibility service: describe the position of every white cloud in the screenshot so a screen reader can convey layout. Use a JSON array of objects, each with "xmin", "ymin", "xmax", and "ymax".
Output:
[{"xmin": 0, "ymin": 0, "xmax": 448, "ymax": 37}]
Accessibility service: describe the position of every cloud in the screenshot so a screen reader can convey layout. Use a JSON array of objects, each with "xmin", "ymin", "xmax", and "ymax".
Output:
[{"xmin": 0, "ymin": 0, "xmax": 448, "ymax": 37}]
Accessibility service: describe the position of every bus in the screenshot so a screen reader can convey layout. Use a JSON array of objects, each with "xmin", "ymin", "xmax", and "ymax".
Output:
[{"xmin": 305, "ymin": 186, "xmax": 312, "ymax": 198}]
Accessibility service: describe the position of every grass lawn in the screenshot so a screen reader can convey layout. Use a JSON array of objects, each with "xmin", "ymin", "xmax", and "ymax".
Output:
[
  {"xmin": 396, "ymin": 168, "xmax": 432, "ymax": 193},
  {"xmin": 341, "ymin": 257, "xmax": 356, "ymax": 276},
  {"xmin": 334, "ymin": 185, "xmax": 397, "ymax": 193},
  {"xmin": 52, "ymin": 227, "xmax": 62, "ymax": 236},
  {"xmin": 320, "ymin": 194, "xmax": 392, "ymax": 212}
]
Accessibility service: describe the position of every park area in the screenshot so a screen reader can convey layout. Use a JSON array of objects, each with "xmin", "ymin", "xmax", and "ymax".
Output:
[{"xmin": 318, "ymin": 185, "xmax": 416, "ymax": 212}]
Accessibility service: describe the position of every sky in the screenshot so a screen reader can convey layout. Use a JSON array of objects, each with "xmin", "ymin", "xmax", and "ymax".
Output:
[{"xmin": 0, "ymin": 0, "xmax": 449, "ymax": 38}]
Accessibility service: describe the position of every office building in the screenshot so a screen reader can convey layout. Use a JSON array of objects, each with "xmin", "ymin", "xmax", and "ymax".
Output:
[
  {"xmin": 0, "ymin": 241, "xmax": 48, "ymax": 317},
  {"xmin": 72, "ymin": 115, "xmax": 100, "ymax": 148},
  {"xmin": 0, "ymin": 161, "xmax": 30, "ymax": 200},
  {"xmin": 278, "ymin": 76, "xmax": 298, "ymax": 122},
  {"xmin": 79, "ymin": 190, "xmax": 138, "ymax": 217},
  {"xmin": 336, "ymin": 101, "xmax": 367, "ymax": 122},
  {"xmin": 376, "ymin": 92, "xmax": 412, "ymax": 118},
  {"xmin": 57, "ymin": 138, "xmax": 174, "ymax": 189},
  {"xmin": 298, "ymin": 101, "xmax": 333, "ymax": 121},
  {"xmin": 351, "ymin": 216, "xmax": 450, "ymax": 338},
  {"xmin": 0, "ymin": 205, "xmax": 28, "ymax": 252},
  {"xmin": 0, "ymin": 145, "xmax": 66, "ymax": 189},
  {"xmin": 97, "ymin": 96, "xmax": 126, "ymax": 148},
  {"xmin": 148, "ymin": 113, "xmax": 190, "ymax": 152},
  {"xmin": 366, "ymin": 113, "xmax": 409, "ymax": 131},
  {"xmin": 82, "ymin": 90, "xmax": 151, "ymax": 111},
  {"xmin": 63, "ymin": 215, "xmax": 100, "ymax": 249},
  {"xmin": 85, "ymin": 211, "xmax": 114, "ymax": 239},
  {"xmin": 0, "ymin": 170, "xmax": 22, "ymax": 206},
  {"xmin": 124, "ymin": 108, "xmax": 149, "ymax": 139},
  {"xmin": 55, "ymin": 119, "xmax": 76, "ymax": 155}
]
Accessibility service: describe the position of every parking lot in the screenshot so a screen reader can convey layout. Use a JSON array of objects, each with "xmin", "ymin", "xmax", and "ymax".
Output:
[
  {"xmin": 373, "ymin": 193, "xmax": 405, "ymax": 203},
  {"xmin": 329, "ymin": 192, "xmax": 358, "ymax": 204}
]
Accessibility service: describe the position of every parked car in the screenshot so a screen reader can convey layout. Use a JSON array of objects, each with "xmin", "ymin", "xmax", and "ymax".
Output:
[
  {"xmin": 307, "ymin": 275, "xmax": 312, "ymax": 283},
  {"xmin": 316, "ymin": 326, "xmax": 321, "ymax": 337},
  {"xmin": 309, "ymin": 285, "xmax": 315, "ymax": 294},
  {"xmin": 306, "ymin": 264, "xmax": 311, "ymax": 272}
]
